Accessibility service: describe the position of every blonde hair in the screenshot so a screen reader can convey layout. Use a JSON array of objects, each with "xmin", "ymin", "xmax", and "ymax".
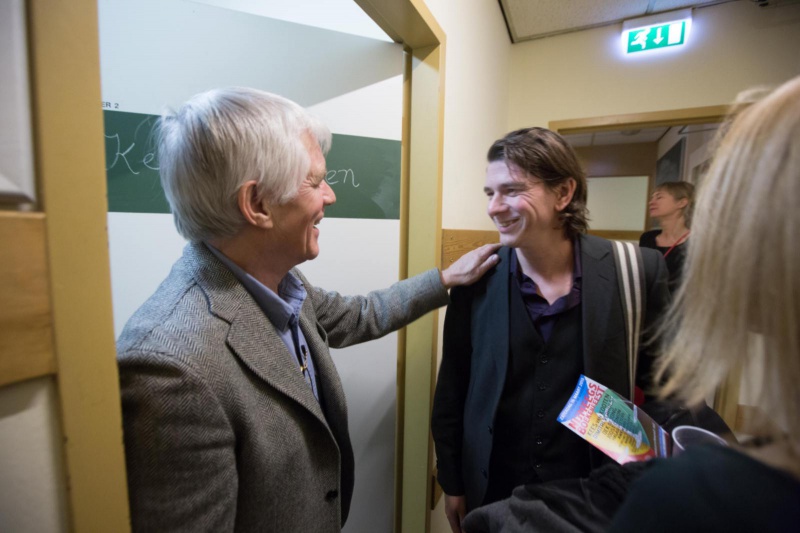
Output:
[{"xmin": 656, "ymin": 76, "xmax": 800, "ymax": 453}]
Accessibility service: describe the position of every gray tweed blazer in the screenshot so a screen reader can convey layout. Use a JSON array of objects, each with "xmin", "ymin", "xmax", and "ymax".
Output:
[{"xmin": 118, "ymin": 242, "xmax": 449, "ymax": 532}]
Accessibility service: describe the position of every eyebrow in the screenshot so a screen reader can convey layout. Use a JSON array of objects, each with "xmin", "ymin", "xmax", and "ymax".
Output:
[
  {"xmin": 484, "ymin": 181, "xmax": 527, "ymax": 192},
  {"xmin": 310, "ymin": 169, "xmax": 327, "ymax": 183}
]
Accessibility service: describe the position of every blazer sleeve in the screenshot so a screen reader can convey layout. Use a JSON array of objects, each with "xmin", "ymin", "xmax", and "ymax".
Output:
[
  {"xmin": 635, "ymin": 247, "xmax": 670, "ymax": 396},
  {"xmin": 119, "ymin": 352, "xmax": 237, "ymax": 533},
  {"xmin": 430, "ymin": 284, "xmax": 473, "ymax": 496},
  {"xmin": 300, "ymin": 268, "xmax": 450, "ymax": 349}
]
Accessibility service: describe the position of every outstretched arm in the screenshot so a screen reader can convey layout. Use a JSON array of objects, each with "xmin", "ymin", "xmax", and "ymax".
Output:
[{"xmin": 305, "ymin": 244, "xmax": 500, "ymax": 348}]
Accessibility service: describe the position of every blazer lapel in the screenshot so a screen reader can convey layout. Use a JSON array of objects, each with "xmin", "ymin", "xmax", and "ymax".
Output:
[
  {"xmin": 187, "ymin": 242, "xmax": 329, "ymax": 427},
  {"xmin": 580, "ymin": 234, "xmax": 627, "ymax": 393},
  {"xmin": 300, "ymin": 312, "xmax": 345, "ymax": 407},
  {"xmin": 227, "ymin": 305, "xmax": 329, "ymax": 426}
]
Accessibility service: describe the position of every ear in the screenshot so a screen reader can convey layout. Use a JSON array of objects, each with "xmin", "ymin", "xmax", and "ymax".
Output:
[
  {"xmin": 237, "ymin": 180, "xmax": 274, "ymax": 229},
  {"xmin": 676, "ymin": 197, "xmax": 689, "ymax": 210},
  {"xmin": 555, "ymin": 178, "xmax": 577, "ymax": 211}
]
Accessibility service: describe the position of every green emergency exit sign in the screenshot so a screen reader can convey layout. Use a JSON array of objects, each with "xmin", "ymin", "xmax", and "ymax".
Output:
[{"xmin": 625, "ymin": 20, "xmax": 688, "ymax": 54}]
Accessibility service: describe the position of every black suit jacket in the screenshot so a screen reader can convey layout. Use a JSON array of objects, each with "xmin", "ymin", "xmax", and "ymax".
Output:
[{"xmin": 431, "ymin": 234, "xmax": 669, "ymax": 510}]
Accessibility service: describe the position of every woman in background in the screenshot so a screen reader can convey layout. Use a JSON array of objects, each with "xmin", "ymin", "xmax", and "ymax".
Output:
[
  {"xmin": 639, "ymin": 181, "xmax": 694, "ymax": 295},
  {"xmin": 609, "ymin": 75, "xmax": 800, "ymax": 532}
]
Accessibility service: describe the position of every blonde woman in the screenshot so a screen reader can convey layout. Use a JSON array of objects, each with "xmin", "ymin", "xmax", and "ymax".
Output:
[
  {"xmin": 639, "ymin": 181, "xmax": 694, "ymax": 294},
  {"xmin": 609, "ymin": 76, "xmax": 800, "ymax": 532}
]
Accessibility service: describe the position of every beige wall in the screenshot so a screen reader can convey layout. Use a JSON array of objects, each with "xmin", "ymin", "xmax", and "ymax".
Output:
[
  {"xmin": 509, "ymin": 1, "xmax": 800, "ymax": 129},
  {"xmin": 424, "ymin": 0, "xmax": 512, "ymax": 231},
  {"xmin": 0, "ymin": 378, "xmax": 69, "ymax": 532}
]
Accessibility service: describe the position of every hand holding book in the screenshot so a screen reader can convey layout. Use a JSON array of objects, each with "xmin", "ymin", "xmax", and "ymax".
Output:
[{"xmin": 557, "ymin": 375, "xmax": 672, "ymax": 464}]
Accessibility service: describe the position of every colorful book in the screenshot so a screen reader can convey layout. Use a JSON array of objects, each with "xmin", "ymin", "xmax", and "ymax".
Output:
[{"xmin": 557, "ymin": 375, "xmax": 671, "ymax": 464}]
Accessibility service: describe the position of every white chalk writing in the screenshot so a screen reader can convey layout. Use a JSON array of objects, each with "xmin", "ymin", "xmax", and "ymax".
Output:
[{"xmin": 325, "ymin": 169, "xmax": 360, "ymax": 188}]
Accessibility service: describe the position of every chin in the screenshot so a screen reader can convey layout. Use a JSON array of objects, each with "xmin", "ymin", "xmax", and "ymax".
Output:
[{"xmin": 499, "ymin": 234, "xmax": 519, "ymax": 248}]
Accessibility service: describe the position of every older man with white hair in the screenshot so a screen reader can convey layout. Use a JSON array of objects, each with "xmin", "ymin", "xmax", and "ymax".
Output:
[{"xmin": 117, "ymin": 87, "xmax": 499, "ymax": 533}]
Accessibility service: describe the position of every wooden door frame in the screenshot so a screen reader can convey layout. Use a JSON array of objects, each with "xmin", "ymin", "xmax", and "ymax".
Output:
[
  {"xmin": 549, "ymin": 105, "xmax": 730, "ymax": 135},
  {"xmin": 11, "ymin": 1, "xmax": 449, "ymax": 530},
  {"xmin": 3, "ymin": 0, "xmax": 132, "ymax": 530},
  {"xmin": 354, "ymin": 2, "xmax": 445, "ymax": 532}
]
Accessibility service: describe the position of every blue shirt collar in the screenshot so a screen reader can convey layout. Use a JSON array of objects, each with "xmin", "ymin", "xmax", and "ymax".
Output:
[{"xmin": 204, "ymin": 243, "xmax": 307, "ymax": 332}]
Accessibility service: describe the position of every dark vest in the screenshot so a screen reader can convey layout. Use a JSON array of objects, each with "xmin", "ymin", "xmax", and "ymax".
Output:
[{"xmin": 483, "ymin": 278, "xmax": 593, "ymax": 505}]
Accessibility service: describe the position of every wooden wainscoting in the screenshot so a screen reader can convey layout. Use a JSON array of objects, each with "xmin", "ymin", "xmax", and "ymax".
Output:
[
  {"xmin": 441, "ymin": 229, "xmax": 500, "ymax": 266},
  {"xmin": 441, "ymin": 228, "xmax": 643, "ymax": 266},
  {"xmin": 0, "ymin": 211, "xmax": 56, "ymax": 387}
]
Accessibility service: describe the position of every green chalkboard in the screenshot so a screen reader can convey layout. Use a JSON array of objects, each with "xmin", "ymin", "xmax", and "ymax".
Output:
[
  {"xmin": 104, "ymin": 111, "xmax": 166, "ymax": 213},
  {"xmin": 103, "ymin": 110, "xmax": 400, "ymax": 219}
]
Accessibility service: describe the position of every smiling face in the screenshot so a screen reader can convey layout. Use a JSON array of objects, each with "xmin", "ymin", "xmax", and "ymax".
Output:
[
  {"xmin": 269, "ymin": 132, "xmax": 336, "ymax": 267},
  {"xmin": 484, "ymin": 161, "xmax": 573, "ymax": 248},
  {"xmin": 648, "ymin": 188, "xmax": 687, "ymax": 220}
]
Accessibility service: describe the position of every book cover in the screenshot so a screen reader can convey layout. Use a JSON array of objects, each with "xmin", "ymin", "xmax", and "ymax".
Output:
[{"xmin": 557, "ymin": 375, "xmax": 671, "ymax": 464}]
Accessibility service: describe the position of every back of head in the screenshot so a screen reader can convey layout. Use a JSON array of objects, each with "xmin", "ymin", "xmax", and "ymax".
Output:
[
  {"xmin": 658, "ymin": 75, "xmax": 800, "ymax": 450},
  {"xmin": 157, "ymin": 87, "xmax": 332, "ymax": 241},
  {"xmin": 655, "ymin": 181, "xmax": 695, "ymax": 227},
  {"xmin": 487, "ymin": 127, "xmax": 588, "ymax": 239}
]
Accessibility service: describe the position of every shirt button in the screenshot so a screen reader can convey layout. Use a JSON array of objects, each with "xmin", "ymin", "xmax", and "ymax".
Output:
[
  {"xmin": 540, "ymin": 358, "xmax": 549, "ymax": 365},
  {"xmin": 538, "ymin": 384, "xmax": 547, "ymax": 391},
  {"xmin": 535, "ymin": 463, "xmax": 543, "ymax": 469},
  {"xmin": 325, "ymin": 490, "xmax": 339, "ymax": 501},
  {"xmin": 536, "ymin": 437, "xmax": 544, "ymax": 445},
  {"xmin": 537, "ymin": 410, "xmax": 545, "ymax": 419}
]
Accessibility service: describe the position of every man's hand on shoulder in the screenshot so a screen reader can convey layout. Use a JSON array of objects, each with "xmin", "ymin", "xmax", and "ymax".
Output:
[{"xmin": 441, "ymin": 243, "xmax": 501, "ymax": 289}]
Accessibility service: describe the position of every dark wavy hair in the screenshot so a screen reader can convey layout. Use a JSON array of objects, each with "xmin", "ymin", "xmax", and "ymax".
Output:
[{"xmin": 487, "ymin": 127, "xmax": 588, "ymax": 239}]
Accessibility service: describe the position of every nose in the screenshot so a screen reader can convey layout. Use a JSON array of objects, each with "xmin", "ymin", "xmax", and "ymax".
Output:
[
  {"xmin": 321, "ymin": 179, "xmax": 336, "ymax": 205},
  {"xmin": 487, "ymin": 193, "xmax": 506, "ymax": 217}
]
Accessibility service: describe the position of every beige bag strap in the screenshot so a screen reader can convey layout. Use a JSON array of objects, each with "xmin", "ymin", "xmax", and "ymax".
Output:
[{"xmin": 611, "ymin": 241, "xmax": 647, "ymax": 399}]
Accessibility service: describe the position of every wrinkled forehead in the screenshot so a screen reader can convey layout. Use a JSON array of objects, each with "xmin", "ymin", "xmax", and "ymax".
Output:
[{"xmin": 486, "ymin": 159, "xmax": 538, "ymax": 184}]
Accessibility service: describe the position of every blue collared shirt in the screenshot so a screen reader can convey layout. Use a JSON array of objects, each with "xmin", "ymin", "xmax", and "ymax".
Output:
[
  {"xmin": 206, "ymin": 243, "xmax": 320, "ymax": 402},
  {"xmin": 510, "ymin": 239, "xmax": 583, "ymax": 343}
]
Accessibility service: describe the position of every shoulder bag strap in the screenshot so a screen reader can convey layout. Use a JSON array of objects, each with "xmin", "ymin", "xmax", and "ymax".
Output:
[{"xmin": 610, "ymin": 241, "xmax": 647, "ymax": 399}]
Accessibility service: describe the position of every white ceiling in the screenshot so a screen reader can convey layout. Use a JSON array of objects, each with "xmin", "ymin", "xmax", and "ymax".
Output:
[{"xmin": 498, "ymin": 0, "xmax": 736, "ymax": 43}]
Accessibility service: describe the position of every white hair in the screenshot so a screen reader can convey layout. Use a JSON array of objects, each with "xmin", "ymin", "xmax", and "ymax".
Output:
[{"xmin": 157, "ymin": 87, "xmax": 332, "ymax": 241}]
